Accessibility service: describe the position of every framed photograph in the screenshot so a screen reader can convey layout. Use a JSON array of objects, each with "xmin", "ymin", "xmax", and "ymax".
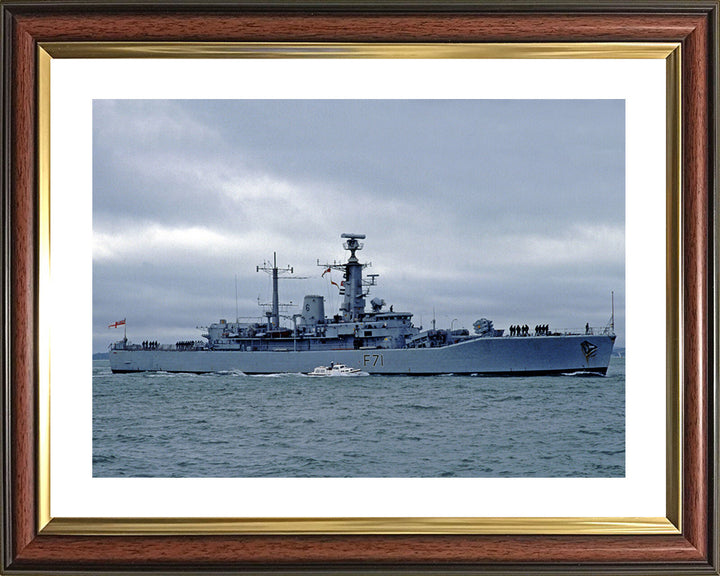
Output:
[{"xmin": 2, "ymin": 1, "xmax": 717, "ymax": 574}]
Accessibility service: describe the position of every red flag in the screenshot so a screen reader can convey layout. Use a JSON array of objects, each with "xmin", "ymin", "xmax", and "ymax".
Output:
[
  {"xmin": 108, "ymin": 319, "xmax": 126, "ymax": 328},
  {"xmin": 321, "ymin": 267, "xmax": 331, "ymax": 277}
]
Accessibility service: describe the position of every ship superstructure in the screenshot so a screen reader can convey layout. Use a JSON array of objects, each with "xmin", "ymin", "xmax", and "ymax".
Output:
[{"xmin": 109, "ymin": 233, "xmax": 616, "ymax": 375}]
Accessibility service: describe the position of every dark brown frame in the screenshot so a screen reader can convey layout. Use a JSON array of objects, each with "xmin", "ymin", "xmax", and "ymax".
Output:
[{"xmin": 1, "ymin": 1, "xmax": 717, "ymax": 574}]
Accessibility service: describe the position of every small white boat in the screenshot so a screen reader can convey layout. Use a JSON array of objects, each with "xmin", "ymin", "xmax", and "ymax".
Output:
[{"xmin": 307, "ymin": 363, "xmax": 368, "ymax": 377}]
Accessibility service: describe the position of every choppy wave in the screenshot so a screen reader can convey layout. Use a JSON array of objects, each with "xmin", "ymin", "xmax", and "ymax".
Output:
[{"xmin": 496, "ymin": 395, "xmax": 524, "ymax": 402}]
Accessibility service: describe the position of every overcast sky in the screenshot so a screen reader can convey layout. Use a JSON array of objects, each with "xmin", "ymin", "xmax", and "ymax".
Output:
[{"xmin": 93, "ymin": 99, "xmax": 624, "ymax": 353}]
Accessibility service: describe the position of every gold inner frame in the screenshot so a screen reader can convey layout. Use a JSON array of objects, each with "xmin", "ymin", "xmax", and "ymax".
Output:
[{"xmin": 36, "ymin": 41, "xmax": 682, "ymax": 536}]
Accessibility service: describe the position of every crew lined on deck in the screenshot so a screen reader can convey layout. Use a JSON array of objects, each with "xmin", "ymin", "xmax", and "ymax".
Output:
[{"xmin": 509, "ymin": 324, "xmax": 550, "ymax": 336}]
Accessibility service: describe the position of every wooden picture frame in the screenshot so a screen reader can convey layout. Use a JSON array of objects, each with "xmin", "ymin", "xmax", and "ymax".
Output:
[{"xmin": 2, "ymin": 1, "xmax": 717, "ymax": 573}]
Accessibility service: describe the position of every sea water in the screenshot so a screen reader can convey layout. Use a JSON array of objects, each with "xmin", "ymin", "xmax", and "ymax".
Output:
[{"xmin": 92, "ymin": 358, "xmax": 625, "ymax": 478}]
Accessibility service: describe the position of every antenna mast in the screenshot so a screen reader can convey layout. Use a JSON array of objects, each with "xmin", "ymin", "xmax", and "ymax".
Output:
[
  {"xmin": 257, "ymin": 252, "xmax": 293, "ymax": 329},
  {"xmin": 317, "ymin": 234, "xmax": 378, "ymax": 322},
  {"xmin": 235, "ymin": 275, "xmax": 239, "ymax": 323}
]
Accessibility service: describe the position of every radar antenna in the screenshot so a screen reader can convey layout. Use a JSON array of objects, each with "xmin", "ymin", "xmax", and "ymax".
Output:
[{"xmin": 341, "ymin": 233, "xmax": 366, "ymax": 261}]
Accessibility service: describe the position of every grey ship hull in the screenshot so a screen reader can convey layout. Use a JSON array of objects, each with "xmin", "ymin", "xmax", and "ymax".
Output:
[{"xmin": 109, "ymin": 333, "xmax": 615, "ymax": 375}]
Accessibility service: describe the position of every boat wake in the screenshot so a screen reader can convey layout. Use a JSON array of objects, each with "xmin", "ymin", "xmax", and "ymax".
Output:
[{"xmin": 251, "ymin": 372, "xmax": 305, "ymax": 378}]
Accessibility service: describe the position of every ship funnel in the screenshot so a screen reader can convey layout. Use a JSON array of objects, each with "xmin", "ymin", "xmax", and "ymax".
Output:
[{"xmin": 301, "ymin": 295, "xmax": 325, "ymax": 325}]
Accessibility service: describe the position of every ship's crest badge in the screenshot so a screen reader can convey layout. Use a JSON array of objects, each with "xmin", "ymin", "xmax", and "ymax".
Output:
[{"xmin": 580, "ymin": 340, "xmax": 598, "ymax": 362}]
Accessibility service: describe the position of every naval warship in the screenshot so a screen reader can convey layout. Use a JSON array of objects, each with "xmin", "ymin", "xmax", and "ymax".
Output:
[{"xmin": 109, "ymin": 233, "xmax": 616, "ymax": 375}]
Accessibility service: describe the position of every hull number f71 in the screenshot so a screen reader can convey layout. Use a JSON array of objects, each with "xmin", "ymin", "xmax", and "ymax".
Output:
[{"xmin": 363, "ymin": 353, "xmax": 384, "ymax": 367}]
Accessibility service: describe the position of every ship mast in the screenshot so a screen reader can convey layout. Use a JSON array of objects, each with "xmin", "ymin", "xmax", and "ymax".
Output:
[
  {"xmin": 257, "ymin": 252, "xmax": 293, "ymax": 329},
  {"xmin": 343, "ymin": 234, "xmax": 365, "ymax": 321},
  {"xmin": 318, "ymin": 233, "xmax": 377, "ymax": 322}
]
